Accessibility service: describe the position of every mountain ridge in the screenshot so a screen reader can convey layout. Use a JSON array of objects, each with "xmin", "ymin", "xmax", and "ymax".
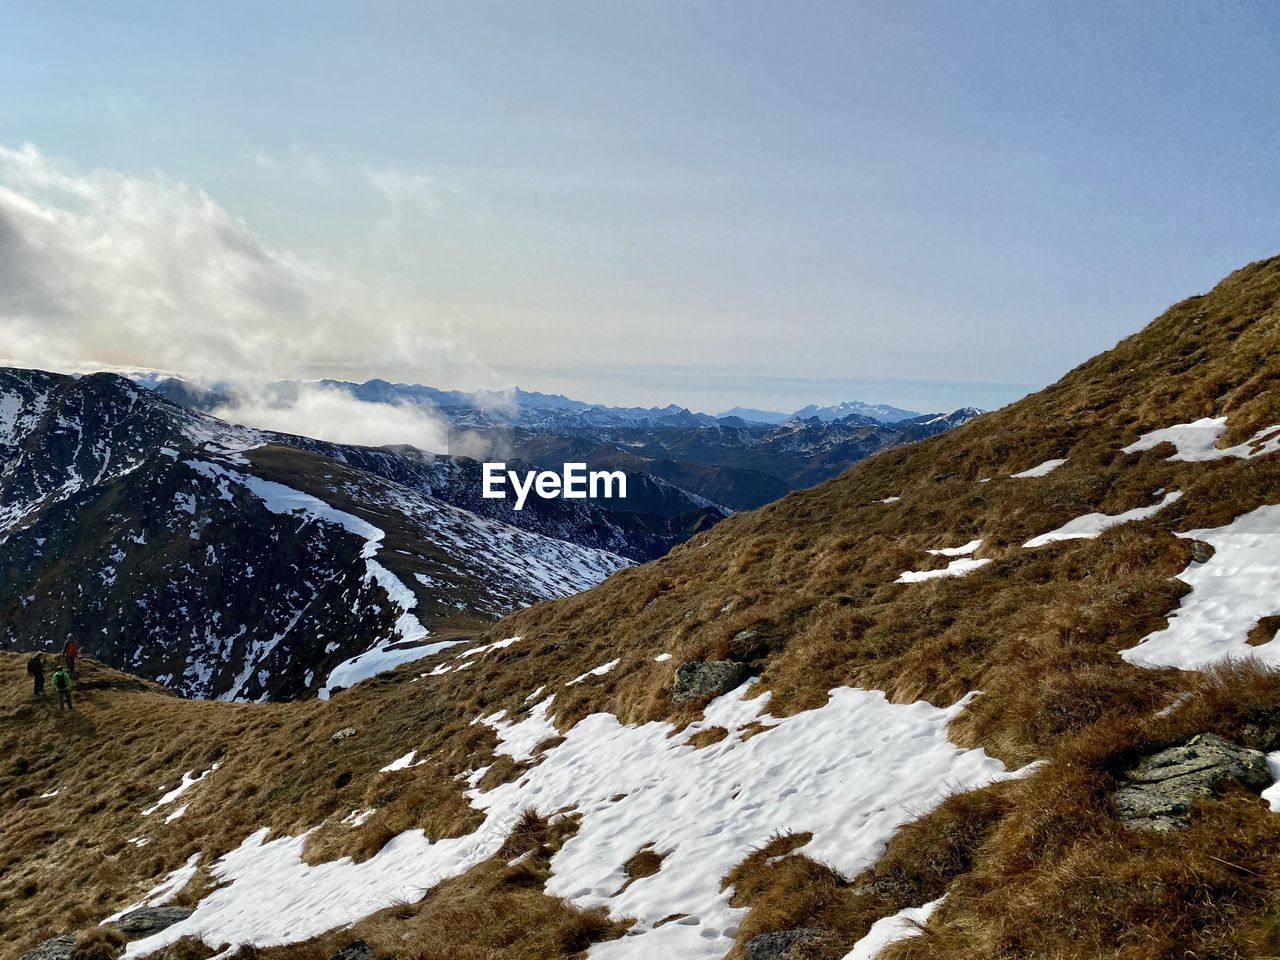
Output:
[{"xmin": 4, "ymin": 256, "xmax": 1280, "ymax": 959}]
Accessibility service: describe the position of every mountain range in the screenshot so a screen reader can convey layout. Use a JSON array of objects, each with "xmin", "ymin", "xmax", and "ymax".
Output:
[
  {"xmin": 153, "ymin": 377, "xmax": 981, "ymax": 510},
  {"xmin": 5, "ymin": 256, "xmax": 1280, "ymax": 960}
]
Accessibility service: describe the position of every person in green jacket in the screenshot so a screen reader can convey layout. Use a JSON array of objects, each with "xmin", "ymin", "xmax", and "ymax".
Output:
[{"xmin": 52, "ymin": 664, "xmax": 73, "ymax": 711}]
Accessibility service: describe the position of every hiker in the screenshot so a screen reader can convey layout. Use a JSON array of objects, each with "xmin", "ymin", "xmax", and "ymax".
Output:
[
  {"xmin": 52, "ymin": 663, "xmax": 73, "ymax": 711},
  {"xmin": 62, "ymin": 636, "xmax": 80, "ymax": 676},
  {"xmin": 27, "ymin": 653, "xmax": 45, "ymax": 698}
]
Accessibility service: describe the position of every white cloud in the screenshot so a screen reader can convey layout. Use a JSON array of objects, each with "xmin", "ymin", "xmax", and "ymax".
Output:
[
  {"xmin": 362, "ymin": 164, "xmax": 443, "ymax": 214},
  {"xmin": 243, "ymin": 145, "xmax": 334, "ymax": 185},
  {"xmin": 212, "ymin": 383, "xmax": 452, "ymax": 453},
  {"xmin": 0, "ymin": 144, "xmax": 489, "ymax": 429}
]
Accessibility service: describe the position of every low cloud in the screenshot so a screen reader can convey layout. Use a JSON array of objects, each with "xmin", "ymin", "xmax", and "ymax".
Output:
[
  {"xmin": 212, "ymin": 383, "xmax": 453, "ymax": 453},
  {"xmin": 0, "ymin": 143, "xmax": 488, "ymax": 450}
]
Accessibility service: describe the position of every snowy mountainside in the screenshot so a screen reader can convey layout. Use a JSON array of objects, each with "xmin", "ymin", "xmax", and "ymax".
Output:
[
  {"xmin": 10, "ymin": 259, "xmax": 1280, "ymax": 960},
  {"xmin": 153, "ymin": 376, "xmax": 981, "ymax": 511},
  {"xmin": 0, "ymin": 367, "xmax": 628, "ymax": 701},
  {"xmin": 277, "ymin": 441, "xmax": 728, "ymax": 562},
  {"xmin": 498, "ymin": 406, "xmax": 985, "ymax": 505},
  {"xmin": 791, "ymin": 399, "xmax": 923, "ymax": 423}
]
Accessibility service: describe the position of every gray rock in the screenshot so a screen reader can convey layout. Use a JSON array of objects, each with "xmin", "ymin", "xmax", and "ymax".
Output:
[
  {"xmin": 20, "ymin": 935, "xmax": 76, "ymax": 960},
  {"xmin": 744, "ymin": 927, "xmax": 823, "ymax": 960},
  {"xmin": 116, "ymin": 905, "xmax": 195, "ymax": 937},
  {"xmin": 1191, "ymin": 541, "xmax": 1215, "ymax": 564},
  {"xmin": 331, "ymin": 726, "xmax": 357, "ymax": 743},
  {"xmin": 332, "ymin": 942, "xmax": 373, "ymax": 960},
  {"xmin": 1113, "ymin": 733, "xmax": 1271, "ymax": 830},
  {"xmin": 672, "ymin": 660, "xmax": 749, "ymax": 703}
]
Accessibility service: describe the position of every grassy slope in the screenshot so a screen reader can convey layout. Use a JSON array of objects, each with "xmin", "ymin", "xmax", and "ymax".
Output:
[{"xmin": 3, "ymin": 256, "xmax": 1280, "ymax": 959}]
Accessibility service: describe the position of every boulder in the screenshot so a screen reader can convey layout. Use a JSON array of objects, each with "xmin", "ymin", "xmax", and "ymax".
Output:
[
  {"xmin": 20, "ymin": 935, "xmax": 76, "ymax": 960},
  {"xmin": 332, "ymin": 942, "xmax": 374, "ymax": 960},
  {"xmin": 331, "ymin": 727, "xmax": 357, "ymax": 744},
  {"xmin": 1190, "ymin": 540, "xmax": 1215, "ymax": 564},
  {"xmin": 115, "ymin": 905, "xmax": 195, "ymax": 938},
  {"xmin": 672, "ymin": 660, "xmax": 749, "ymax": 703},
  {"xmin": 1113, "ymin": 733, "xmax": 1271, "ymax": 830},
  {"xmin": 744, "ymin": 927, "xmax": 823, "ymax": 960}
]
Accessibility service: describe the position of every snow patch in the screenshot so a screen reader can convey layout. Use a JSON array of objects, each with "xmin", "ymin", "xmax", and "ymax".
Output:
[
  {"xmin": 123, "ymin": 684, "xmax": 1029, "ymax": 959},
  {"xmin": 1011, "ymin": 457, "xmax": 1066, "ymax": 478},
  {"xmin": 926, "ymin": 539, "xmax": 982, "ymax": 557},
  {"xmin": 896, "ymin": 558, "xmax": 991, "ymax": 584},
  {"xmin": 567, "ymin": 658, "xmax": 621, "ymax": 686},
  {"xmin": 842, "ymin": 896, "xmax": 944, "ymax": 960},
  {"xmin": 1121, "ymin": 504, "xmax": 1280, "ymax": 670},
  {"xmin": 106, "ymin": 853, "xmax": 202, "ymax": 923},
  {"xmin": 1023, "ymin": 491, "xmax": 1181, "ymax": 549},
  {"xmin": 142, "ymin": 765, "xmax": 219, "ymax": 816},
  {"xmin": 1123, "ymin": 416, "xmax": 1280, "ymax": 462}
]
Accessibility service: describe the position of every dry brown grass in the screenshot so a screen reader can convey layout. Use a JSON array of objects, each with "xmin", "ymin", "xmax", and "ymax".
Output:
[
  {"xmin": 3, "ymin": 256, "xmax": 1280, "ymax": 957},
  {"xmin": 69, "ymin": 928, "xmax": 127, "ymax": 960}
]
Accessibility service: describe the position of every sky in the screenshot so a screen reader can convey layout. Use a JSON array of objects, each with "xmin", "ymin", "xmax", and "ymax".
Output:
[{"xmin": 1, "ymin": 1, "xmax": 1279, "ymax": 418}]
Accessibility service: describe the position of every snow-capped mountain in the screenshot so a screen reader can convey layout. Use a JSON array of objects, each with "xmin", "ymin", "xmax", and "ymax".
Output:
[
  {"xmin": 152, "ymin": 377, "xmax": 982, "ymax": 511},
  {"xmin": 9, "ymin": 255, "xmax": 1280, "ymax": 960},
  {"xmin": 0, "ymin": 367, "xmax": 630, "ymax": 701},
  {"xmin": 790, "ymin": 399, "xmax": 924, "ymax": 424}
]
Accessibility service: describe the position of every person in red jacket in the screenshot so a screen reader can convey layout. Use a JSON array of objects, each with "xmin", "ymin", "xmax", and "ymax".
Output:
[{"xmin": 62, "ymin": 637, "xmax": 80, "ymax": 677}]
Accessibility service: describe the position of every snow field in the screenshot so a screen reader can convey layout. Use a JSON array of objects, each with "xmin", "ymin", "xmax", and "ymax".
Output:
[
  {"xmin": 1121, "ymin": 504, "xmax": 1280, "ymax": 670},
  {"xmin": 124, "ymin": 683, "xmax": 1029, "ymax": 958}
]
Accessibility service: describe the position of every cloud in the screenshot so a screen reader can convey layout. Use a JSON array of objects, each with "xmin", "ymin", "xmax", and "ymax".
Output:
[
  {"xmin": 0, "ymin": 142, "xmax": 496, "ymax": 450},
  {"xmin": 0, "ymin": 144, "xmax": 496, "ymax": 450},
  {"xmin": 362, "ymin": 164, "xmax": 444, "ymax": 214},
  {"xmin": 243, "ymin": 145, "xmax": 334, "ymax": 185},
  {"xmin": 211, "ymin": 383, "xmax": 453, "ymax": 453}
]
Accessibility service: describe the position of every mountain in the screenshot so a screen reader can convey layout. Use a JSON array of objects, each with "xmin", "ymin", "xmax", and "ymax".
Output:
[
  {"xmin": 790, "ymin": 400, "xmax": 923, "ymax": 424},
  {"xmin": 716, "ymin": 406, "xmax": 791, "ymax": 424},
  {"xmin": 8, "ymin": 257, "xmax": 1280, "ymax": 959},
  {"xmin": 493, "ymin": 408, "xmax": 984, "ymax": 507},
  {"xmin": 0, "ymin": 368, "xmax": 632, "ymax": 702},
  {"xmin": 152, "ymin": 377, "xmax": 980, "ymax": 512}
]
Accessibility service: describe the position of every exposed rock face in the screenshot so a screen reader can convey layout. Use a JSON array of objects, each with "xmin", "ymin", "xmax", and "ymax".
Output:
[
  {"xmin": 744, "ymin": 927, "xmax": 823, "ymax": 960},
  {"xmin": 115, "ymin": 906, "xmax": 194, "ymax": 937},
  {"xmin": 19, "ymin": 935, "xmax": 75, "ymax": 960},
  {"xmin": 672, "ymin": 659, "xmax": 750, "ymax": 703},
  {"xmin": 331, "ymin": 941, "xmax": 373, "ymax": 960},
  {"xmin": 1113, "ymin": 733, "xmax": 1272, "ymax": 830}
]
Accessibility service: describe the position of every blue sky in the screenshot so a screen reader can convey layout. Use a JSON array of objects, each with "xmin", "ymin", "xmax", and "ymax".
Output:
[{"xmin": 1, "ymin": 1, "xmax": 1278, "ymax": 414}]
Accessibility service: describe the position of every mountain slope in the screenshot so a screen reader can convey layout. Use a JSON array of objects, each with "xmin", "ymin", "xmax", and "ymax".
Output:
[
  {"xmin": 0, "ymin": 369, "xmax": 629, "ymax": 702},
  {"xmin": 5, "ymin": 256, "xmax": 1280, "ymax": 960}
]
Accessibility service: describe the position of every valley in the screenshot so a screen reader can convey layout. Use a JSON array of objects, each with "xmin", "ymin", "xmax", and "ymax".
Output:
[{"xmin": 4, "ymin": 256, "xmax": 1280, "ymax": 959}]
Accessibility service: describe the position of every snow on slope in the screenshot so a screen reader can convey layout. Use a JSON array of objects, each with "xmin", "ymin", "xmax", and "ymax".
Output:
[
  {"xmin": 1122, "ymin": 504, "xmax": 1280, "ymax": 670},
  {"xmin": 124, "ymin": 684, "xmax": 1032, "ymax": 958},
  {"xmin": 1011, "ymin": 457, "xmax": 1067, "ymax": 478},
  {"xmin": 186, "ymin": 458, "xmax": 628, "ymax": 698},
  {"xmin": 842, "ymin": 896, "xmax": 943, "ymax": 960},
  {"xmin": 896, "ymin": 558, "xmax": 991, "ymax": 583},
  {"xmin": 1023, "ymin": 491, "xmax": 1182, "ymax": 548},
  {"xmin": 1123, "ymin": 416, "xmax": 1280, "ymax": 461}
]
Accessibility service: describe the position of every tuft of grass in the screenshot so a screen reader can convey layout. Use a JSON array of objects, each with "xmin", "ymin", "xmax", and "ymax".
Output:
[{"xmin": 70, "ymin": 927, "xmax": 127, "ymax": 960}]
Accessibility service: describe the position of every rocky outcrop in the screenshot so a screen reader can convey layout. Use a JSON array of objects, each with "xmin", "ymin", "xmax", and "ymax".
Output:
[
  {"xmin": 1113, "ymin": 733, "xmax": 1272, "ymax": 830},
  {"xmin": 115, "ymin": 906, "xmax": 194, "ymax": 937},
  {"xmin": 744, "ymin": 927, "xmax": 823, "ymax": 960},
  {"xmin": 672, "ymin": 659, "xmax": 749, "ymax": 703},
  {"xmin": 331, "ymin": 942, "xmax": 373, "ymax": 960},
  {"xmin": 19, "ymin": 935, "xmax": 76, "ymax": 960}
]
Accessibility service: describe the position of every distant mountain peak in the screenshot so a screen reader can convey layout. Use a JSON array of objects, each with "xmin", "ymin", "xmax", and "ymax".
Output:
[{"xmin": 790, "ymin": 400, "xmax": 924, "ymax": 424}]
